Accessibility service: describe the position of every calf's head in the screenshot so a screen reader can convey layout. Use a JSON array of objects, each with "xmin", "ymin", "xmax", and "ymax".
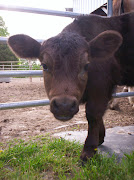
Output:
[{"xmin": 8, "ymin": 30, "xmax": 122, "ymax": 121}]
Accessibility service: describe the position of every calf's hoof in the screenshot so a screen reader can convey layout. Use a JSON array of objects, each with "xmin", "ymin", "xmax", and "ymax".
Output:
[{"xmin": 80, "ymin": 148, "xmax": 97, "ymax": 162}]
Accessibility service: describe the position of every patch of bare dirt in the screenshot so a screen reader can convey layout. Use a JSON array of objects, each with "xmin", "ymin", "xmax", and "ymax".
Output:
[{"xmin": 0, "ymin": 78, "xmax": 134, "ymax": 142}]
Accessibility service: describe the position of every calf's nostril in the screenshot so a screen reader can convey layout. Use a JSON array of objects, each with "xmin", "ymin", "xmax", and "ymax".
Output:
[
  {"xmin": 71, "ymin": 102, "xmax": 76, "ymax": 111},
  {"xmin": 51, "ymin": 98, "xmax": 79, "ymax": 116},
  {"xmin": 53, "ymin": 100, "xmax": 59, "ymax": 110},
  {"xmin": 71, "ymin": 101, "xmax": 77, "ymax": 112}
]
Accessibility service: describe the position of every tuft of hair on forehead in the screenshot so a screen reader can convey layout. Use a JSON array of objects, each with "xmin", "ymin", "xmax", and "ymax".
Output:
[{"xmin": 41, "ymin": 32, "xmax": 88, "ymax": 57}]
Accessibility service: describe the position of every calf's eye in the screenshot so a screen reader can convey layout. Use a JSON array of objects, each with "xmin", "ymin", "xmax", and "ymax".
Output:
[
  {"xmin": 42, "ymin": 64, "xmax": 48, "ymax": 71},
  {"xmin": 84, "ymin": 63, "xmax": 90, "ymax": 71}
]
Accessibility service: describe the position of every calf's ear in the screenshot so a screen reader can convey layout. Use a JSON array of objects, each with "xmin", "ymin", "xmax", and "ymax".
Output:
[
  {"xmin": 88, "ymin": 30, "xmax": 123, "ymax": 60},
  {"xmin": 8, "ymin": 34, "xmax": 41, "ymax": 59}
]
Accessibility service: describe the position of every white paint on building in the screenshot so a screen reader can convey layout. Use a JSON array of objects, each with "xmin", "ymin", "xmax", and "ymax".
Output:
[{"xmin": 73, "ymin": 0, "xmax": 107, "ymax": 14}]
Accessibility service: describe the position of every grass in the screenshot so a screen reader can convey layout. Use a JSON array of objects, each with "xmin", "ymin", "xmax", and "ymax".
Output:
[{"xmin": 0, "ymin": 136, "xmax": 134, "ymax": 180}]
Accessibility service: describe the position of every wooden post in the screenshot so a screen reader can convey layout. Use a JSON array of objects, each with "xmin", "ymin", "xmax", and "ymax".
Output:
[
  {"xmin": 11, "ymin": 62, "xmax": 13, "ymax": 70},
  {"xmin": 29, "ymin": 60, "xmax": 32, "ymax": 82}
]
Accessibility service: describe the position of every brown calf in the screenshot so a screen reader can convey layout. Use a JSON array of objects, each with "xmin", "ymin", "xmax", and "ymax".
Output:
[
  {"xmin": 8, "ymin": 12, "xmax": 134, "ymax": 161},
  {"xmin": 109, "ymin": 0, "xmax": 134, "ymax": 110}
]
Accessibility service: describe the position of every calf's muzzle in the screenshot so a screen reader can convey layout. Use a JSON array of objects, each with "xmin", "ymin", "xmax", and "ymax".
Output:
[{"xmin": 50, "ymin": 96, "xmax": 79, "ymax": 121}]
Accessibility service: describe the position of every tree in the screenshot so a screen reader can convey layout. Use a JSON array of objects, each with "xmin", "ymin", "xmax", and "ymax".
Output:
[
  {"xmin": 0, "ymin": 16, "xmax": 9, "ymax": 36},
  {"xmin": 0, "ymin": 16, "xmax": 18, "ymax": 69}
]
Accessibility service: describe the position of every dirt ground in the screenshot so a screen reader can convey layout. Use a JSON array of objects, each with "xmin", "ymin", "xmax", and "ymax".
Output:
[{"xmin": 0, "ymin": 78, "xmax": 134, "ymax": 142}]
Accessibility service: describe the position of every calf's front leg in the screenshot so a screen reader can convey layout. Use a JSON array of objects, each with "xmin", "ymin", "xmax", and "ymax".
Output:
[{"xmin": 80, "ymin": 114, "xmax": 105, "ymax": 161}]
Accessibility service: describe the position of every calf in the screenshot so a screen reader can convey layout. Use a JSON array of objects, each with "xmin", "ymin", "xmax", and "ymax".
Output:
[
  {"xmin": 8, "ymin": 12, "xmax": 134, "ymax": 161},
  {"xmin": 123, "ymin": 86, "xmax": 134, "ymax": 109},
  {"xmin": 113, "ymin": 0, "xmax": 134, "ymax": 15},
  {"xmin": 109, "ymin": 0, "xmax": 134, "ymax": 110}
]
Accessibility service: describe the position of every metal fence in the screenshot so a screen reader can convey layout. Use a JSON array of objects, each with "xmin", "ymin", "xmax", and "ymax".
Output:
[
  {"xmin": 1, "ymin": 92, "xmax": 134, "ymax": 110},
  {"xmin": 0, "ymin": 61, "xmax": 42, "ymax": 70},
  {"xmin": 0, "ymin": 0, "xmax": 134, "ymax": 110},
  {"xmin": 0, "ymin": 70, "xmax": 43, "ymax": 77},
  {"xmin": 0, "ymin": 4, "xmax": 82, "ymax": 18}
]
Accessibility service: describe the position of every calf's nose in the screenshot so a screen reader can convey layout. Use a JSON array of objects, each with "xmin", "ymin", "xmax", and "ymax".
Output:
[{"xmin": 50, "ymin": 96, "xmax": 79, "ymax": 121}]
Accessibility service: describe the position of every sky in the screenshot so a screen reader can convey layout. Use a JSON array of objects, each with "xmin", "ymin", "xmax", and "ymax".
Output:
[{"xmin": 0, "ymin": 0, "xmax": 73, "ymax": 40}]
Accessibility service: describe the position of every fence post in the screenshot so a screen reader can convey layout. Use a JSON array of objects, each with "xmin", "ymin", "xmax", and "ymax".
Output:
[
  {"xmin": 11, "ymin": 62, "xmax": 13, "ymax": 70},
  {"xmin": 29, "ymin": 60, "xmax": 32, "ymax": 82},
  {"xmin": 107, "ymin": 0, "xmax": 113, "ymax": 17}
]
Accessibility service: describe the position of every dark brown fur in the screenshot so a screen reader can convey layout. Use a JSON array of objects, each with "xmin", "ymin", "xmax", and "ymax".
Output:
[
  {"xmin": 108, "ymin": 0, "xmax": 134, "ymax": 110},
  {"xmin": 8, "ymin": 12, "xmax": 134, "ymax": 161}
]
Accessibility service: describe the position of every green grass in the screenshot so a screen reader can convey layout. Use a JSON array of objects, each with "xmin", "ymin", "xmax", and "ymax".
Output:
[{"xmin": 0, "ymin": 136, "xmax": 134, "ymax": 180}]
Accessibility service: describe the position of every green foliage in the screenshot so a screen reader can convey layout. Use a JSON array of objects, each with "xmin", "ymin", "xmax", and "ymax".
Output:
[
  {"xmin": 0, "ymin": 16, "xmax": 18, "ymax": 64},
  {"xmin": 0, "ymin": 137, "xmax": 134, "ymax": 180},
  {"xmin": 32, "ymin": 61, "xmax": 41, "ymax": 70},
  {"xmin": 0, "ymin": 44, "xmax": 18, "ymax": 62},
  {"xmin": 0, "ymin": 16, "xmax": 9, "ymax": 37},
  {"xmin": 17, "ymin": 59, "xmax": 30, "ymax": 70},
  {"xmin": 18, "ymin": 59, "xmax": 41, "ymax": 70},
  {"xmin": 0, "ymin": 16, "xmax": 41, "ymax": 69}
]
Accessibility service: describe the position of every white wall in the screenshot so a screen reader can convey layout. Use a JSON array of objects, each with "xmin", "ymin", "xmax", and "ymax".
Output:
[{"xmin": 73, "ymin": 0, "xmax": 107, "ymax": 14}]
